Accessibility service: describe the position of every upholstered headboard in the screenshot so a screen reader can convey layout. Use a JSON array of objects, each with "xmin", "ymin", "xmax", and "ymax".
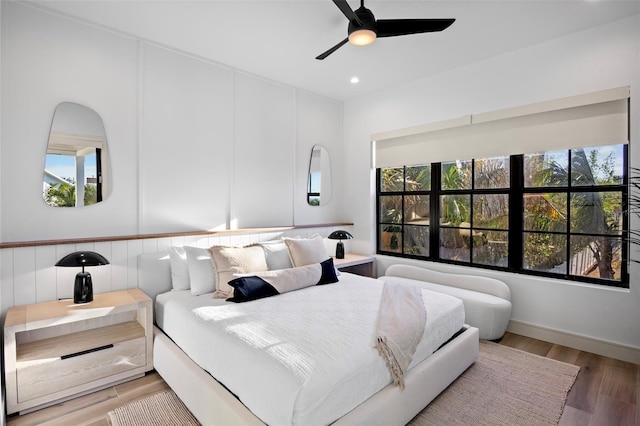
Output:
[{"xmin": 138, "ymin": 251, "xmax": 172, "ymax": 302}]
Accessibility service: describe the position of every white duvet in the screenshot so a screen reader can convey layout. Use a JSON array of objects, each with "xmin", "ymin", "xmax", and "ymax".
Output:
[{"xmin": 155, "ymin": 273, "xmax": 464, "ymax": 426}]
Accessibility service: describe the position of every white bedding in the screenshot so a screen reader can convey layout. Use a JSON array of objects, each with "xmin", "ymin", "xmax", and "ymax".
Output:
[{"xmin": 155, "ymin": 272, "xmax": 464, "ymax": 426}]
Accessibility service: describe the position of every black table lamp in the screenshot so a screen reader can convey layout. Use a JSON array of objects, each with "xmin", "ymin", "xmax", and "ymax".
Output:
[
  {"xmin": 55, "ymin": 251, "xmax": 109, "ymax": 304},
  {"xmin": 328, "ymin": 230, "xmax": 353, "ymax": 259}
]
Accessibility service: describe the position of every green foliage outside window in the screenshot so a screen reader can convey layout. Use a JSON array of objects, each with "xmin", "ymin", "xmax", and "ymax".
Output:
[
  {"xmin": 525, "ymin": 147, "xmax": 623, "ymax": 280},
  {"xmin": 44, "ymin": 180, "xmax": 97, "ymax": 207},
  {"xmin": 377, "ymin": 143, "xmax": 628, "ymax": 287},
  {"xmin": 629, "ymin": 167, "xmax": 640, "ymax": 263}
]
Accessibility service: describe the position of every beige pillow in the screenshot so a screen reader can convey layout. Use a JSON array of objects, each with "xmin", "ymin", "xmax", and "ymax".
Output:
[
  {"xmin": 209, "ymin": 245, "xmax": 268, "ymax": 298},
  {"xmin": 283, "ymin": 235, "xmax": 329, "ymax": 267}
]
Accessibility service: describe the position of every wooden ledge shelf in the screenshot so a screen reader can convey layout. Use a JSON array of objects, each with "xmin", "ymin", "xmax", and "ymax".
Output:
[{"xmin": 0, "ymin": 222, "xmax": 354, "ymax": 249}]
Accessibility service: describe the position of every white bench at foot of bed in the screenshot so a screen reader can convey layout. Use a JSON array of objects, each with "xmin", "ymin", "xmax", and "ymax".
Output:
[
  {"xmin": 153, "ymin": 326, "xmax": 479, "ymax": 426},
  {"xmin": 381, "ymin": 264, "xmax": 512, "ymax": 340}
]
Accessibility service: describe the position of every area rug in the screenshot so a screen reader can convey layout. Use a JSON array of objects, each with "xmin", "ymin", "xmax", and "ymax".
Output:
[
  {"xmin": 108, "ymin": 341, "xmax": 579, "ymax": 426},
  {"xmin": 108, "ymin": 389, "xmax": 198, "ymax": 426},
  {"xmin": 409, "ymin": 340, "xmax": 580, "ymax": 425}
]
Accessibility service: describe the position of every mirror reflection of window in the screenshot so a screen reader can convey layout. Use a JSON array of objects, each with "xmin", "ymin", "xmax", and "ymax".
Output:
[
  {"xmin": 307, "ymin": 145, "xmax": 332, "ymax": 206},
  {"xmin": 43, "ymin": 102, "xmax": 110, "ymax": 207},
  {"xmin": 308, "ymin": 149, "xmax": 321, "ymax": 205}
]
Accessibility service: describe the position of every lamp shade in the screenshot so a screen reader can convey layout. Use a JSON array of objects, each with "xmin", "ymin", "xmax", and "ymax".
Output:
[
  {"xmin": 328, "ymin": 230, "xmax": 353, "ymax": 241},
  {"xmin": 55, "ymin": 251, "xmax": 109, "ymax": 304},
  {"xmin": 56, "ymin": 251, "xmax": 110, "ymax": 269},
  {"xmin": 328, "ymin": 230, "xmax": 353, "ymax": 259}
]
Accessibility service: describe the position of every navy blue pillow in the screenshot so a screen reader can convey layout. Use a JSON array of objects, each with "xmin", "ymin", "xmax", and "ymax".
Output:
[
  {"xmin": 227, "ymin": 276, "xmax": 279, "ymax": 302},
  {"xmin": 318, "ymin": 257, "xmax": 339, "ymax": 285}
]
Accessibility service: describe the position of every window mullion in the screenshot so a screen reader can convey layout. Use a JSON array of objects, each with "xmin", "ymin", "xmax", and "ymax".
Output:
[
  {"xmin": 402, "ymin": 167, "xmax": 406, "ymax": 254},
  {"xmin": 566, "ymin": 150, "xmax": 573, "ymax": 278},
  {"xmin": 430, "ymin": 163, "xmax": 441, "ymax": 259},
  {"xmin": 509, "ymin": 155, "xmax": 524, "ymax": 270},
  {"xmin": 621, "ymin": 144, "xmax": 629, "ymax": 282},
  {"xmin": 469, "ymin": 160, "xmax": 475, "ymax": 263}
]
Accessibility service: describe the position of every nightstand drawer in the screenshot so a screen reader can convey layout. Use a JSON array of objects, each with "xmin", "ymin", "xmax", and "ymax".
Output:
[{"xmin": 17, "ymin": 336, "xmax": 146, "ymax": 402}]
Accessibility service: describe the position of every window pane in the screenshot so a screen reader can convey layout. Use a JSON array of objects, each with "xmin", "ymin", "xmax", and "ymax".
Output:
[
  {"xmin": 406, "ymin": 164, "xmax": 431, "ymax": 191},
  {"xmin": 380, "ymin": 167, "xmax": 404, "ymax": 192},
  {"xmin": 524, "ymin": 150, "xmax": 569, "ymax": 187},
  {"xmin": 523, "ymin": 193, "xmax": 567, "ymax": 232},
  {"xmin": 440, "ymin": 195, "xmax": 470, "ymax": 225},
  {"xmin": 380, "ymin": 225, "xmax": 402, "ymax": 253},
  {"xmin": 458, "ymin": 224, "xmax": 487, "ymax": 249},
  {"xmin": 473, "ymin": 194, "xmax": 509, "ymax": 229},
  {"xmin": 473, "ymin": 230, "xmax": 508, "ymax": 267},
  {"xmin": 405, "ymin": 195, "xmax": 430, "ymax": 224},
  {"xmin": 440, "ymin": 228, "xmax": 470, "ymax": 262},
  {"xmin": 441, "ymin": 160, "xmax": 472, "ymax": 190},
  {"xmin": 571, "ymin": 145, "xmax": 624, "ymax": 186},
  {"xmin": 404, "ymin": 225, "xmax": 429, "ymax": 256},
  {"xmin": 380, "ymin": 195, "xmax": 403, "ymax": 224},
  {"xmin": 474, "ymin": 156, "xmax": 509, "ymax": 189},
  {"xmin": 570, "ymin": 191, "xmax": 622, "ymax": 235},
  {"xmin": 570, "ymin": 235, "xmax": 622, "ymax": 281},
  {"xmin": 523, "ymin": 232, "xmax": 567, "ymax": 273}
]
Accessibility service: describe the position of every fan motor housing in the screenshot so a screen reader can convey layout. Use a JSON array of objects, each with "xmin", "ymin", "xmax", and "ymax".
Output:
[{"xmin": 348, "ymin": 7, "xmax": 376, "ymax": 35}]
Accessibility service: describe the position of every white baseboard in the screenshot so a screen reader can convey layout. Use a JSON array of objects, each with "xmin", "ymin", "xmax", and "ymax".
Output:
[{"xmin": 507, "ymin": 320, "xmax": 640, "ymax": 364}]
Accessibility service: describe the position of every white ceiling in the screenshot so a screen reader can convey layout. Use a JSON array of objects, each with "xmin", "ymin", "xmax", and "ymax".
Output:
[{"xmin": 31, "ymin": 0, "xmax": 640, "ymax": 101}]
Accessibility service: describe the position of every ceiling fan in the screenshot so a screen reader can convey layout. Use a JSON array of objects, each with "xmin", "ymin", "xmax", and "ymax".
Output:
[{"xmin": 316, "ymin": 0, "xmax": 455, "ymax": 60}]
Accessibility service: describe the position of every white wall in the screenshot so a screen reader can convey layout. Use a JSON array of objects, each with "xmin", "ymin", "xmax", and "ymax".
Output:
[
  {"xmin": 0, "ymin": 2, "xmax": 344, "ymax": 243},
  {"xmin": 1, "ymin": 2, "xmax": 139, "ymax": 241},
  {"xmin": 343, "ymin": 15, "xmax": 640, "ymax": 353},
  {"xmin": 140, "ymin": 44, "xmax": 233, "ymax": 234},
  {"xmin": 232, "ymin": 72, "xmax": 296, "ymax": 228},
  {"xmin": 294, "ymin": 91, "xmax": 344, "ymax": 225}
]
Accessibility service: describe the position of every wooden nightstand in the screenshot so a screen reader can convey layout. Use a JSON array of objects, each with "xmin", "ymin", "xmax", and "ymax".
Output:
[
  {"xmin": 4, "ymin": 288, "xmax": 153, "ymax": 415},
  {"xmin": 334, "ymin": 253, "xmax": 376, "ymax": 278}
]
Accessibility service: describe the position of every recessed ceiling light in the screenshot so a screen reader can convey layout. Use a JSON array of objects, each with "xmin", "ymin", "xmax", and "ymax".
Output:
[{"xmin": 350, "ymin": 76, "xmax": 360, "ymax": 84}]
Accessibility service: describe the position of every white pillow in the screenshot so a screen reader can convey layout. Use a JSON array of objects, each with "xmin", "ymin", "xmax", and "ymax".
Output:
[
  {"xmin": 259, "ymin": 240, "xmax": 293, "ymax": 270},
  {"xmin": 208, "ymin": 245, "xmax": 269, "ymax": 299},
  {"xmin": 283, "ymin": 235, "xmax": 329, "ymax": 267},
  {"xmin": 168, "ymin": 246, "xmax": 190, "ymax": 291},
  {"xmin": 184, "ymin": 246, "xmax": 216, "ymax": 296}
]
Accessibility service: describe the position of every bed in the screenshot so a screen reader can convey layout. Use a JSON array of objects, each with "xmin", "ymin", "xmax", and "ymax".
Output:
[{"xmin": 139, "ymin": 249, "xmax": 479, "ymax": 425}]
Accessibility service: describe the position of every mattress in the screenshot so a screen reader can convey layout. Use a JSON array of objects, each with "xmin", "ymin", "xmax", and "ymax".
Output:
[{"xmin": 155, "ymin": 272, "xmax": 464, "ymax": 426}]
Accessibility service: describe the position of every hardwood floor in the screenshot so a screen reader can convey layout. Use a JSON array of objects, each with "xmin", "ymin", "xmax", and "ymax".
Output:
[
  {"xmin": 6, "ymin": 373, "xmax": 170, "ymax": 426},
  {"xmin": 6, "ymin": 332, "xmax": 639, "ymax": 425}
]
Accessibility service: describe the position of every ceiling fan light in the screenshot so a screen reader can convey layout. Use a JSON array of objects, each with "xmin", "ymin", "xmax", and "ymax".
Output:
[{"xmin": 349, "ymin": 29, "xmax": 376, "ymax": 46}]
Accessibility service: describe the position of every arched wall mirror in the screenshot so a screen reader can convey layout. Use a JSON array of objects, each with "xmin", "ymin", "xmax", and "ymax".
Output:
[
  {"xmin": 43, "ymin": 102, "xmax": 111, "ymax": 207},
  {"xmin": 307, "ymin": 145, "xmax": 332, "ymax": 206}
]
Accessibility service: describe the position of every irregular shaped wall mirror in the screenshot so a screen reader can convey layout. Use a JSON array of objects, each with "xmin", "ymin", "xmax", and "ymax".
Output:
[
  {"xmin": 43, "ymin": 102, "xmax": 110, "ymax": 207},
  {"xmin": 307, "ymin": 145, "xmax": 332, "ymax": 206}
]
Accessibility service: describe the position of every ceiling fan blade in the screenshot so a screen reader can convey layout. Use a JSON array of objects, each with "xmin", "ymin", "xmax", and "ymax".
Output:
[
  {"xmin": 316, "ymin": 38, "xmax": 349, "ymax": 60},
  {"xmin": 332, "ymin": 0, "xmax": 362, "ymax": 26},
  {"xmin": 377, "ymin": 18, "xmax": 455, "ymax": 38}
]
